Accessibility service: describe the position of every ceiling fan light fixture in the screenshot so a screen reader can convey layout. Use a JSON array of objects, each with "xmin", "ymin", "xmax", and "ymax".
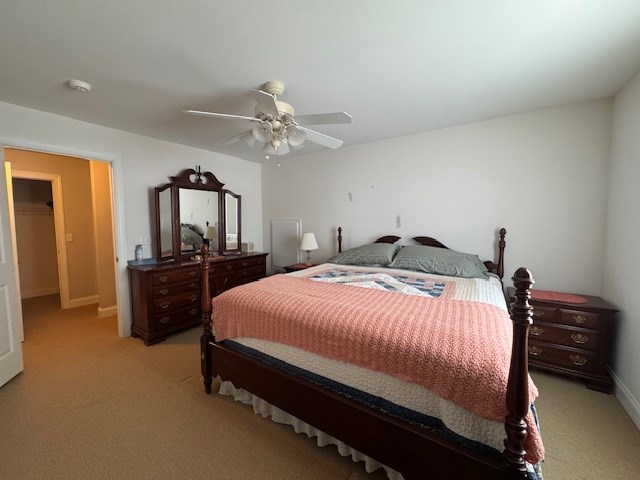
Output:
[
  {"xmin": 286, "ymin": 126, "xmax": 307, "ymax": 147},
  {"xmin": 252, "ymin": 122, "xmax": 273, "ymax": 143},
  {"xmin": 262, "ymin": 143, "xmax": 277, "ymax": 155}
]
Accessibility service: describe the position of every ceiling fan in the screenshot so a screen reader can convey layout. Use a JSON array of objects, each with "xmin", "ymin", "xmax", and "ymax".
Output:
[{"xmin": 184, "ymin": 81, "xmax": 352, "ymax": 156}]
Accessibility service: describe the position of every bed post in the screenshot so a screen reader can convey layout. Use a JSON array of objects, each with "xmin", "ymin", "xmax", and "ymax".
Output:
[
  {"xmin": 503, "ymin": 267, "xmax": 535, "ymax": 475},
  {"xmin": 497, "ymin": 228, "xmax": 506, "ymax": 280},
  {"xmin": 337, "ymin": 226, "xmax": 343, "ymax": 253},
  {"xmin": 199, "ymin": 243, "xmax": 214, "ymax": 394}
]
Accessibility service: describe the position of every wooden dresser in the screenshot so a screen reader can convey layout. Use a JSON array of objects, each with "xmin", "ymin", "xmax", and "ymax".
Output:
[
  {"xmin": 507, "ymin": 287, "xmax": 617, "ymax": 392},
  {"xmin": 128, "ymin": 252, "xmax": 268, "ymax": 345}
]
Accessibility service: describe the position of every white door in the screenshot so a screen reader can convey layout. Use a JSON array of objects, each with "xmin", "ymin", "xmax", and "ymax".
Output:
[{"xmin": 0, "ymin": 152, "xmax": 23, "ymax": 387}]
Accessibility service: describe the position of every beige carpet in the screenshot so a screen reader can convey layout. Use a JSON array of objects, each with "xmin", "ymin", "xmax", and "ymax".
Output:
[{"xmin": 0, "ymin": 295, "xmax": 639, "ymax": 480}]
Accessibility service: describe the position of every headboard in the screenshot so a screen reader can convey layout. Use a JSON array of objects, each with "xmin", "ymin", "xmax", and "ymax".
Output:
[
  {"xmin": 413, "ymin": 228, "xmax": 507, "ymax": 279},
  {"xmin": 336, "ymin": 227, "xmax": 400, "ymax": 254},
  {"xmin": 336, "ymin": 227, "xmax": 506, "ymax": 280}
]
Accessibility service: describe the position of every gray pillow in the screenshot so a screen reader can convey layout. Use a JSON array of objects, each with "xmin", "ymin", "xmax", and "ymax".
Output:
[
  {"xmin": 327, "ymin": 243, "xmax": 400, "ymax": 267},
  {"xmin": 388, "ymin": 245, "xmax": 489, "ymax": 279}
]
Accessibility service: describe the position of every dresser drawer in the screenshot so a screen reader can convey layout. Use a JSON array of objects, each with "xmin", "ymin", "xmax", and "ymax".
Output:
[
  {"xmin": 152, "ymin": 267, "xmax": 199, "ymax": 285},
  {"xmin": 531, "ymin": 306, "xmax": 556, "ymax": 322},
  {"xmin": 153, "ymin": 305, "xmax": 200, "ymax": 329},
  {"xmin": 558, "ymin": 309, "xmax": 599, "ymax": 329},
  {"xmin": 528, "ymin": 341, "xmax": 596, "ymax": 373},
  {"xmin": 238, "ymin": 256, "xmax": 266, "ymax": 270},
  {"xmin": 152, "ymin": 291, "xmax": 200, "ymax": 314},
  {"xmin": 217, "ymin": 261, "xmax": 236, "ymax": 274},
  {"xmin": 529, "ymin": 323, "xmax": 598, "ymax": 352},
  {"xmin": 218, "ymin": 271, "xmax": 235, "ymax": 293},
  {"xmin": 236, "ymin": 266, "xmax": 264, "ymax": 282},
  {"xmin": 153, "ymin": 279, "xmax": 199, "ymax": 297}
]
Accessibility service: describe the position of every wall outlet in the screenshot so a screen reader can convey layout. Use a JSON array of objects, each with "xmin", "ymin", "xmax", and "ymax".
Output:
[{"xmin": 65, "ymin": 233, "xmax": 73, "ymax": 242}]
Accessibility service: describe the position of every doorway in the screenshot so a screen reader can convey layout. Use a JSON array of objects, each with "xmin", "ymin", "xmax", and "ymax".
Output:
[{"xmin": 5, "ymin": 148, "xmax": 119, "ymax": 339}]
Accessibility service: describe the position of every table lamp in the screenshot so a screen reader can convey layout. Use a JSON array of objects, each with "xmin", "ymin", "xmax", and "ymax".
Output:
[{"xmin": 300, "ymin": 233, "xmax": 318, "ymax": 266}]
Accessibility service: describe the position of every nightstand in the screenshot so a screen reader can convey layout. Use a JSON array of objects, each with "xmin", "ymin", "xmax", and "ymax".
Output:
[
  {"xmin": 283, "ymin": 263, "xmax": 315, "ymax": 273},
  {"xmin": 507, "ymin": 287, "xmax": 618, "ymax": 393}
]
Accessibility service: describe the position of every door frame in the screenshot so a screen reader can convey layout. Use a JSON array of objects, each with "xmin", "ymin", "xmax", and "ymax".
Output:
[
  {"xmin": 11, "ymin": 171, "xmax": 71, "ymax": 308},
  {"xmin": 1, "ymin": 136, "xmax": 131, "ymax": 337}
]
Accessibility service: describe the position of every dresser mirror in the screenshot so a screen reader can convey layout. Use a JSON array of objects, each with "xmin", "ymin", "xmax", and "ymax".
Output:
[
  {"xmin": 154, "ymin": 167, "xmax": 242, "ymax": 260},
  {"xmin": 222, "ymin": 190, "xmax": 241, "ymax": 254},
  {"xmin": 155, "ymin": 184, "xmax": 174, "ymax": 259}
]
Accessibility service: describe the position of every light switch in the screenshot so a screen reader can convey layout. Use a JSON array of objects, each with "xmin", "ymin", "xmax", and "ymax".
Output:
[{"xmin": 66, "ymin": 233, "xmax": 73, "ymax": 242}]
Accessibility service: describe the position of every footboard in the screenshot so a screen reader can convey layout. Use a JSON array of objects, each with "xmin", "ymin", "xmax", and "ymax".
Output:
[{"xmin": 198, "ymin": 240, "xmax": 536, "ymax": 479}]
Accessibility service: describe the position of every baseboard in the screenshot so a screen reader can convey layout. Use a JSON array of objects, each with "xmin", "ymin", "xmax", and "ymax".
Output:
[
  {"xmin": 20, "ymin": 287, "xmax": 60, "ymax": 299},
  {"xmin": 97, "ymin": 305, "xmax": 117, "ymax": 318},
  {"xmin": 67, "ymin": 295, "xmax": 99, "ymax": 308},
  {"xmin": 610, "ymin": 368, "xmax": 640, "ymax": 430}
]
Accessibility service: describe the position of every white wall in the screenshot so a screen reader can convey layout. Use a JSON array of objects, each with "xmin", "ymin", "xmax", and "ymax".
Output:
[
  {"xmin": 263, "ymin": 99, "xmax": 612, "ymax": 294},
  {"xmin": 603, "ymin": 71, "xmax": 640, "ymax": 428},
  {"xmin": 0, "ymin": 101, "xmax": 262, "ymax": 335}
]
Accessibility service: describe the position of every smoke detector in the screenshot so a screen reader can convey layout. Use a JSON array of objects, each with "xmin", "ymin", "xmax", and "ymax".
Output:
[{"xmin": 66, "ymin": 79, "xmax": 92, "ymax": 93}]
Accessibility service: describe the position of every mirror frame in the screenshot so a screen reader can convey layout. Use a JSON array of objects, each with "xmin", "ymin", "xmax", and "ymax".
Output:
[
  {"xmin": 154, "ymin": 183, "xmax": 175, "ymax": 260},
  {"xmin": 154, "ymin": 167, "xmax": 225, "ymax": 260},
  {"xmin": 221, "ymin": 189, "xmax": 242, "ymax": 254}
]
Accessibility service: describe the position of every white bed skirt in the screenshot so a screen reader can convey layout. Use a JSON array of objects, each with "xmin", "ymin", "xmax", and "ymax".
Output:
[{"xmin": 219, "ymin": 379, "xmax": 404, "ymax": 480}]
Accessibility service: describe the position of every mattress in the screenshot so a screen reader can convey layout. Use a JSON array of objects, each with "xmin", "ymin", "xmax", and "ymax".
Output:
[{"xmin": 212, "ymin": 263, "xmax": 543, "ymax": 479}]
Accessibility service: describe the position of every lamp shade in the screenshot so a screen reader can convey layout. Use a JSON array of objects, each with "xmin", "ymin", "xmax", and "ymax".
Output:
[
  {"xmin": 203, "ymin": 226, "xmax": 218, "ymax": 240},
  {"xmin": 300, "ymin": 233, "xmax": 318, "ymax": 251}
]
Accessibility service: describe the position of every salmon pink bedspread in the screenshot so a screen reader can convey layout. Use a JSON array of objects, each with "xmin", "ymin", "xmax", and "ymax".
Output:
[{"xmin": 212, "ymin": 274, "xmax": 544, "ymax": 463}]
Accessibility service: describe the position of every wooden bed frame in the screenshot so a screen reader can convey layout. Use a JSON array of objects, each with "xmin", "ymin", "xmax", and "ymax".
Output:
[{"xmin": 198, "ymin": 228, "xmax": 536, "ymax": 480}]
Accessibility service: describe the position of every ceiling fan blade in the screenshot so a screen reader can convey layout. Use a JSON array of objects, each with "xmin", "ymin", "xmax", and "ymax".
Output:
[
  {"xmin": 294, "ymin": 112, "xmax": 352, "ymax": 126},
  {"xmin": 249, "ymin": 89, "xmax": 280, "ymax": 117},
  {"xmin": 299, "ymin": 127, "xmax": 343, "ymax": 149},
  {"xmin": 184, "ymin": 110, "xmax": 261, "ymax": 123},
  {"xmin": 214, "ymin": 128, "xmax": 256, "ymax": 147},
  {"xmin": 214, "ymin": 133, "xmax": 241, "ymax": 147}
]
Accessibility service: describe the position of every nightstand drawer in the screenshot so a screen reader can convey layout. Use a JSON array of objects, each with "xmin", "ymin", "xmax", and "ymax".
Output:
[
  {"xmin": 529, "ymin": 324, "xmax": 598, "ymax": 352},
  {"xmin": 558, "ymin": 309, "xmax": 599, "ymax": 329},
  {"xmin": 528, "ymin": 341, "xmax": 596, "ymax": 373}
]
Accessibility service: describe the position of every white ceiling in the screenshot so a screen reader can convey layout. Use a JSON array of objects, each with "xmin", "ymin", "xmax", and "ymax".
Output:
[{"xmin": 1, "ymin": 1, "xmax": 640, "ymax": 163}]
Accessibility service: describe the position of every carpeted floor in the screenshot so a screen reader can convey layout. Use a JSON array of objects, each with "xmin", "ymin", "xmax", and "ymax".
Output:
[{"xmin": 0, "ymin": 294, "xmax": 639, "ymax": 479}]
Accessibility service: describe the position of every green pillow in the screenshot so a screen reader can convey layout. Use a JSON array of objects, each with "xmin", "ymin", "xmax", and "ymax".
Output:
[
  {"xmin": 388, "ymin": 245, "xmax": 489, "ymax": 279},
  {"xmin": 328, "ymin": 243, "xmax": 400, "ymax": 267}
]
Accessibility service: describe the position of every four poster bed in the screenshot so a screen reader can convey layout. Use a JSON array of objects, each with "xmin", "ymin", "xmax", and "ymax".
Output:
[{"xmin": 197, "ymin": 228, "xmax": 543, "ymax": 479}]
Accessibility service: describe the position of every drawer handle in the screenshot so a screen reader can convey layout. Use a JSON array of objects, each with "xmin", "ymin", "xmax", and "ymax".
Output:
[
  {"xmin": 158, "ymin": 275, "xmax": 168, "ymax": 283},
  {"xmin": 530, "ymin": 326, "xmax": 544, "ymax": 336},
  {"xmin": 532, "ymin": 310, "xmax": 544, "ymax": 318},
  {"xmin": 189, "ymin": 294, "xmax": 198, "ymax": 302},
  {"xmin": 528, "ymin": 345, "xmax": 543, "ymax": 356},
  {"xmin": 569, "ymin": 354, "xmax": 588, "ymax": 366},
  {"xmin": 189, "ymin": 270, "xmax": 197, "ymax": 277},
  {"xmin": 189, "ymin": 282, "xmax": 197, "ymax": 288},
  {"xmin": 189, "ymin": 308, "xmax": 198, "ymax": 315},
  {"xmin": 241, "ymin": 262, "xmax": 248, "ymax": 267},
  {"xmin": 159, "ymin": 288, "xmax": 169, "ymax": 295},
  {"xmin": 241, "ymin": 271, "xmax": 248, "ymax": 277},
  {"xmin": 572, "ymin": 314, "xmax": 587, "ymax": 324},
  {"xmin": 226, "ymin": 265, "xmax": 233, "ymax": 270},
  {"xmin": 571, "ymin": 333, "xmax": 589, "ymax": 344},
  {"xmin": 159, "ymin": 301, "xmax": 171, "ymax": 309},
  {"xmin": 159, "ymin": 316, "xmax": 170, "ymax": 324}
]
